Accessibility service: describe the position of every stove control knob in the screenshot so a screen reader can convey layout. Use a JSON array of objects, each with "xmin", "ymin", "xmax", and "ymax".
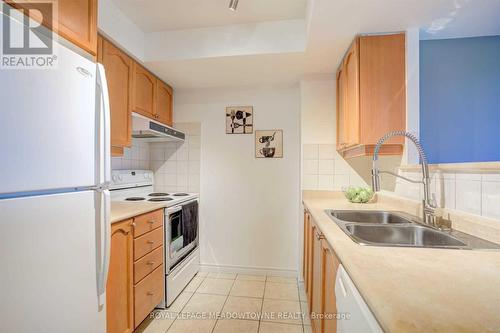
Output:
[
  {"xmin": 112, "ymin": 174, "xmax": 119, "ymax": 182},
  {"xmin": 118, "ymin": 174, "xmax": 123, "ymax": 181}
]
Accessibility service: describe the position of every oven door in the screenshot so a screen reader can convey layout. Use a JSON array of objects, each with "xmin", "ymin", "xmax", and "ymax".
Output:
[{"xmin": 165, "ymin": 199, "xmax": 198, "ymax": 271}]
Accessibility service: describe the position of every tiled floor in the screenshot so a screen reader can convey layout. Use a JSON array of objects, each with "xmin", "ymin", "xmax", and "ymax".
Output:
[{"xmin": 135, "ymin": 272, "xmax": 311, "ymax": 333}]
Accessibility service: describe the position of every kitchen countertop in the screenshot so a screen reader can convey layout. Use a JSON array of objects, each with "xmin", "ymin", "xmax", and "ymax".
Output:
[
  {"xmin": 111, "ymin": 201, "xmax": 167, "ymax": 223},
  {"xmin": 302, "ymin": 190, "xmax": 500, "ymax": 333}
]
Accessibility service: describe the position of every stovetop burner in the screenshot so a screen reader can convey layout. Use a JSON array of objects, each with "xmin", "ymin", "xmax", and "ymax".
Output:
[
  {"xmin": 125, "ymin": 197, "xmax": 146, "ymax": 201},
  {"xmin": 148, "ymin": 197, "xmax": 174, "ymax": 202},
  {"xmin": 173, "ymin": 193, "xmax": 189, "ymax": 196},
  {"xmin": 149, "ymin": 193, "xmax": 170, "ymax": 197}
]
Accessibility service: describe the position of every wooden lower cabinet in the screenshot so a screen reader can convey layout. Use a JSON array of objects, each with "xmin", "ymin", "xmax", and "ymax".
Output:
[
  {"xmin": 107, "ymin": 220, "xmax": 134, "ymax": 333},
  {"xmin": 107, "ymin": 209, "xmax": 165, "ymax": 332},
  {"xmin": 303, "ymin": 210, "xmax": 341, "ymax": 333}
]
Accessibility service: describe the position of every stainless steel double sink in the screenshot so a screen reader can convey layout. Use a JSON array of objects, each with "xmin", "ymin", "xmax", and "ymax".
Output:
[{"xmin": 327, "ymin": 210, "xmax": 500, "ymax": 250}]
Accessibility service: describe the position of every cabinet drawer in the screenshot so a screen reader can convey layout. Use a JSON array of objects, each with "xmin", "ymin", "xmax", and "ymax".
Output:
[
  {"xmin": 134, "ymin": 246, "xmax": 163, "ymax": 284},
  {"xmin": 134, "ymin": 227, "xmax": 163, "ymax": 261},
  {"xmin": 133, "ymin": 209, "xmax": 164, "ymax": 238},
  {"xmin": 134, "ymin": 265, "xmax": 164, "ymax": 328}
]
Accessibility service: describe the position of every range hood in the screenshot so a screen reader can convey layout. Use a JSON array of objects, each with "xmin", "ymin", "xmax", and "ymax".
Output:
[{"xmin": 132, "ymin": 113, "xmax": 185, "ymax": 142}]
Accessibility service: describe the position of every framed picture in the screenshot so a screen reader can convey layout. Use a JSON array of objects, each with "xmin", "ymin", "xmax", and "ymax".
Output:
[
  {"xmin": 255, "ymin": 130, "xmax": 283, "ymax": 158},
  {"xmin": 226, "ymin": 106, "xmax": 253, "ymax": 134}
]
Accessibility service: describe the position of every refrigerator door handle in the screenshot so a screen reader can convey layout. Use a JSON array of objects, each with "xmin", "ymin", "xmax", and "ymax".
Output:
[
  {"xmin": 96, "ymin": 189, "xmax": 111, "ymax": 308},
  {"xmin": 96, "ymin": 63, "xmax": 111, "ymax": 187}
]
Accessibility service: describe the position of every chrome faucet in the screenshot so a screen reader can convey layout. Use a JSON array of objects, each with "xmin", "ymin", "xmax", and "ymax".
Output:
[{"xmin": 371, "ymin": 131, "xmax": 439, "ymax": 228}]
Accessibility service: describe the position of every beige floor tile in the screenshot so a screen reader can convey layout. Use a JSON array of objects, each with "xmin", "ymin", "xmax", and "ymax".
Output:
[
  {"xmin": 221, "ymin": 296, "xmax": 263, "ymax": 321},
  {"xmin": 207, "ymin": 272, "xmax": 237, "ymax": 279},
  {"xmin": 196, "ymin": 271, "xmax": 208, "ymax": 277},
  {"xmin": 135, "ymin": 315, "xmax": 175, "ymax": 333},
  {"xmin": 236, "ymin": 274, "xmax": 266, "ymax": 282},
  {"xmin": 303, "ymin": 324, "xmax": 312, "ymax": 333},
  {"xmin": 184, "ymin": 276, "xmax": 205, "ymax": 292},
  {"xmin": 258, "ymin": 322, "xmax": 304, "ymax": 333},
  {"xmin": 181, "ymin": 293, "xmax": 227, "ymax": 315},
  {"xmin": 166, "ymin": 318, "xmax": 216, "ymax": 333},
  {"xmin": 264, "ymin": 282, "xmax": 299, "ymax": 301},
  {"xmin": 196, "ymin": 278, "xmax": 234, "ymax": 295},
  {"xmin": 261, "ymin": 299, "xmax": 302, "ymax": 325},
  {"xmin": 165, "ymin": 292, "xmax": 193, "ymax": 313},
  {"xmin": 266, "ymin": 276, "xmax": 298, "ymax": 284},
  {"xmin": 213, "ymin": 319, "xmax": 259, "ymax": 333},
  {"xmin": 230, "ymin": 280, "xmax": 265, "ymax": 298}
]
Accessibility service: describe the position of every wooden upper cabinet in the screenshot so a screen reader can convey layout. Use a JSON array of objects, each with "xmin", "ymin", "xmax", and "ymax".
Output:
[
  {"xmin": 133, "ymin": 63, "xmax": 156, "ymax": 119},
  {"xmin": 107, "ymin": 220, "xmax": 134, "ymax": 333},
  {"xmin": 344, "ymin": 39, "xmax": 360, "ymax": 149},
  {"xmin": 336, "ymin": 67, "xmax": 347, "ymax": 151},
  {"xmin": 58, "ymin": 0, "xmax": 97, "ymax": 55},
  {"xmin": 155, "ymin": 79, "xmax": 173, "ymax": 126},
  {"xmin": 97, "ymin": 36, "xmax": 133, "ymax": 154},
  {"xmin": 336, "ymin": 33, "xmax": 406, "ymax": 159},
  {"xmin": 4, "ymin": 0, "xmax": 97, "ymax": 55}
]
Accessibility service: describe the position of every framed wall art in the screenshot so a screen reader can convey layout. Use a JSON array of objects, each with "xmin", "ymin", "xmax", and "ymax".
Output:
[
  {"xmin": 226, "ymin": 106, "xmax": 253, "ymax": 134},
  {"xmin": 255, "ymin": 130, "xmax": 283, "ymax": 158}
]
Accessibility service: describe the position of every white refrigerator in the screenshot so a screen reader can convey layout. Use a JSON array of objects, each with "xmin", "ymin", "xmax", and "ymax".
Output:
[{"xmin": 0, "ymin": 11, "xmax": 111, "ymax": 333}]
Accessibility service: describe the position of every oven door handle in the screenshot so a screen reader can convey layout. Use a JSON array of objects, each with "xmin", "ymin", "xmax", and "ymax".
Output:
[
  {"xmin": 166, "ymin": 206, "xmax": 182, "ymax": 214},
  {"xmin": 166, "ymin": 199, "xmax": 199, "ymax": 215}
]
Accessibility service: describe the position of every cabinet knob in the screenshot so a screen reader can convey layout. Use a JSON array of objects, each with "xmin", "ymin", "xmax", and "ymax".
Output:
[
  {"xmin": 147, "ymin": 291, "xmax": 154, "ymax": 296},
  {"xmin": 147, "ymin": 240, "xmax": 155, "ymax": 245},
  {"xmin": 148, "ymin": 220, "xmax": 155, "ymax": 224},
  {"xmin": 146, "ymin": 261, "xmax": 155, "ymax": 265}
]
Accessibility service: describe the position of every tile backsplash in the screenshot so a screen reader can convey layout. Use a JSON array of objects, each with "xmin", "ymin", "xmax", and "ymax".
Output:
[
  {"xmin": 111, "ymin": 138, "xmax": 150, "ymax": 170},
  {"xmin": 110, "ymin": 122, "xmax": 201, "ymax": 194},
  {"xmin": 395, "ymin": 170, "xmax": 500, "ymax": 220},
  {"xmin": 150, "ymin": 123, "xmax": 201, "ymax": 193},
  {"xmin": 302, "ymin": 144, "xmax": 367, "ymax": 191}
]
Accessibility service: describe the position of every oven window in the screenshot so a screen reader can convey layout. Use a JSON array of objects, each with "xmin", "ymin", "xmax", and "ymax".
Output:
[{"xmin": 170, "ymin": 211, "xmax": 183, "ymax": 242}]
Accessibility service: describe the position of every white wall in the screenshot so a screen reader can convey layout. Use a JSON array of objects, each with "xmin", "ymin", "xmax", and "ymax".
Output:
[
  {"xmin": 98, "ymin": 0, "xmax": 145, "ymax": 61},
  {"xmin": 300, "ymin": 74, "xmax": 336, "ymax": 144},
  {"xmin": 174, "ymin": 85, "xmax": 301, "ymax": 274}
]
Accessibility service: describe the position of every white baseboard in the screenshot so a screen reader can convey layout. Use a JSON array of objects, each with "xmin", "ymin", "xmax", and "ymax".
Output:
[{"xmin": 199, "ymin": 263, "xmax": 298, "ymax": 277}]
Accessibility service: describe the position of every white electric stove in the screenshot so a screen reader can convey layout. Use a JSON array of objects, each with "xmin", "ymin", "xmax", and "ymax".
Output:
[
  {"xmin": 110, "ymin": 169, "xmax": 198, "ymax": 206},
  {"xmin": 110, "ymin": 170, "xmax": 200, "ymax": 308}
]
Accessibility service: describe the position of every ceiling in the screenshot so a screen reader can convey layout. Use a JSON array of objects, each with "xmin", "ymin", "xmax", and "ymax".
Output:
[
  {"xmin": 113, "ymin": 0, "xmax": 307, "ymax": 32},
  {"xmin": 147, "ymin": 53, "xmax": 305, "ymax": 90},
  {"xmin": 305, "ymin": 0, "xmax": 500, "ymax": 74},
  {"xmin": 108, "ymin": 0, "xmax": 500, "ymax": 89}
]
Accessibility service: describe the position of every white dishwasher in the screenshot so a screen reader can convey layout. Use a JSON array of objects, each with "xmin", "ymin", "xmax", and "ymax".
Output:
[{"xmin": 335, "ymin": 265, "xmax": 384, "ymax": 333}]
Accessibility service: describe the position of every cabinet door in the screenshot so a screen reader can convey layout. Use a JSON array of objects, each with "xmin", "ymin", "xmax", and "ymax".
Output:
[
  {"xmin": 5, "ymin": 0, "xmax": 97, "ymax": 55},
  {"xmin": 303, "ymin": 211, "xmax": 309, "ymax": 286},
  {"xmin": 323, "ymin": 241, "xmax": 340, "ymax": 333},
  {"xmin": 98, "ymin": 36, "xmax": 133, "ymax": 151},
  {"xmin": 107, "ymin": 220, "xmax": 134, "ymax": 333},
  {"xmin": 58, "ymin": 0, "xmax": 97, "ymax": 55},
  {"xmin": 155, "ymin": 79, "xmax": 173, "ymax": 126},
  {"xmin": 311, "ymin": 225, "xmax": 323, "ymax": 332},
  {"xmin": 133, "ymin": 63, "xmax": 156, "ymax": 118},
  {"xmin": 306, "ymin": 217, "xmax": 315, "ymax": 305},
  {"xmin": 344, "ymin": 39, "xmax": 360, "ymax": 148},
  {"xmin": 336, "ymin": 67, "xmax": 347, "ymax": 150}
]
